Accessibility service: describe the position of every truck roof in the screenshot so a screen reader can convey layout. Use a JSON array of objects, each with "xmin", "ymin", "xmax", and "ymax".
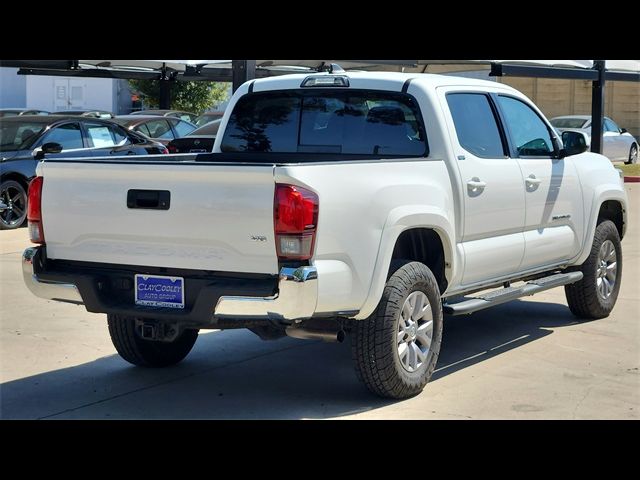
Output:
[{"xmin": 247, "ymin": 71, "xmax": 514, "ymax": 93}]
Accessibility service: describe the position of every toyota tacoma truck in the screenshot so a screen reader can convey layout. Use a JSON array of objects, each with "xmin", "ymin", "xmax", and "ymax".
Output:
[{"xmin": 22, "ymin": 71, "xmax": 628, "ymax": 399}]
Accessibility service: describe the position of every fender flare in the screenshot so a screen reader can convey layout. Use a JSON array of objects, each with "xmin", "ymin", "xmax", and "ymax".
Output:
[
  {"xmin": 355, "ymin": 205, "xmax": 456, "ymax": 320},
  {"xmin": 572, "ymin": 186, "xmax": 627, "ymax": 267}
]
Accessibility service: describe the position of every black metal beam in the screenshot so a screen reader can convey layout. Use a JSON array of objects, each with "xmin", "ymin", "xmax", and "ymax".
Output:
[
  {"xmin": 158, "ymin": 64, "xmax": 173, "ymax": 109},
  {"xmin": 490, "ymin": 63, "xmax": 599, "ymax": 81},
  {"xmin": 180, "ymin": 66, "xmax": 310, "ymax": 82},
  {"xmin": 231, "ymin": 60, "xmax": 256, "ymax": 93},
  {"xmin": 17, "ymin": 68, "xmax": 160, "ymax": 81},
  {"xmin": 590, "ymin": 60, "xmax": 606, "ymax": 154},
  {"xmin": 159, "ymin": 79, "xmax": 171, "ymax": 109},
  {"xmin": 605, "ymin": 71, "xmax": 640, "ymax": 82},
  {"xmin": 1, "ymin": 60, "xmax": 79, "ymax": 70}
]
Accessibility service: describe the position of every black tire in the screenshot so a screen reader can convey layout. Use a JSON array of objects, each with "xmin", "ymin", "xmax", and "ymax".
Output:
[
  {"xmin": 0, "ymin": 180, "xmax": 28, "ymax": 230},
  {"xmin": 565, "ymin": 220, "xmax": 622, "ymax": 319},
  {"xmin": 107, "ymin": 315, "xmax": 199, "ymax": 367},
  {"xmin": 351, "ymin": 260, "xmax": 443, "ymax": 399},
  {"xmin": 625, "ymin": 143, "xmax": 638, "ymax": 165}
]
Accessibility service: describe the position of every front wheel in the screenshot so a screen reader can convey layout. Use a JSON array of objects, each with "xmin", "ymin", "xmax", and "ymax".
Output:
[
  {"xmin": 565, "ymin": 220, "xmax": 622, "ymax": 319},
  {"xmin": 626, "ymin": 143, "xmax": 637, "ymax": 165},
  {"xmin": 107, "ymin": 315, "xmax": 199, "ymax": 367},
  {"xmin": 351, "ymin": 261, "xmax": 443, "ymax": 399}
]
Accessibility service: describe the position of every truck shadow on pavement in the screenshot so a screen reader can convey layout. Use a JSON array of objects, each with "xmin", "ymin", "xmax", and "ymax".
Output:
[{"xmin": 0, "ymin": 299, "xmax": 592, "ymax": 419}]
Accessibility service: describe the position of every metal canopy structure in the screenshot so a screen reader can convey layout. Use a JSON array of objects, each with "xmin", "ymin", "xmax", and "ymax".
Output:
[{"xmin": 1, "ymin": 59, "xmax": 638, "ymax": 154}]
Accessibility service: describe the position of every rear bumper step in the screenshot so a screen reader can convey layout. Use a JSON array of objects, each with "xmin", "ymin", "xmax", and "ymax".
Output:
[{"xmin": 443, "ymin": 271, "xmax": 583, "ymax": 316}]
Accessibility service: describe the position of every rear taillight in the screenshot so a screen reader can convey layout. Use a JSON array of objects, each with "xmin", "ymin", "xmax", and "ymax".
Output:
[
  {"xmin": 166, "ymin": 144, "xmax": 176, "ymax": 153},
  {"xmin": 27, "ymin": 176, "xmax": 44, "ymax": 244},
  {"xmin": 274, "ymin": 184, "xmax": 319, "ymax": 260}
]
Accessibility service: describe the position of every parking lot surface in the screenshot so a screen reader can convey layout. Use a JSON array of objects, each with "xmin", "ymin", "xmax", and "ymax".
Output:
[{"xmin": 1, "ymin": 184, "xmax": 638, "ymax": 419}]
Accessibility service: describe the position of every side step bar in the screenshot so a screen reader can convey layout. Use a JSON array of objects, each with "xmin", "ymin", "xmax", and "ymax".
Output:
[{"xmin": 443, "ymin": 272, "xmax": 583, "ymax": 316}]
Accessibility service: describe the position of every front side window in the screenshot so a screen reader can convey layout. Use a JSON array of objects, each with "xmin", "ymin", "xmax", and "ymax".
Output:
[
  {"xmin": 43, "ymin": 123, "xmax": 84, "ymax": 150},
  {"xmin": 221, "ymin": 89, "xmax": 427, "ymax": 157},
  {"xmin": 497, "ymin": 96, "xmax": 554, "ymax": 157},
  {"xmin": 446, "ymin": 93, "xmax": 505, "ymax": 158}
]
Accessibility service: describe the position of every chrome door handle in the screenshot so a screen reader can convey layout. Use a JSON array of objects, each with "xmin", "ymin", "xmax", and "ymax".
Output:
[{"xmin": 526, "ymin": 175, "xmax": 542, "ymax": 185}]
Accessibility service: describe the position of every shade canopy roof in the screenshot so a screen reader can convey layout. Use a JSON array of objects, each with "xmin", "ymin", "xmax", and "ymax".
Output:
[{"xmin": 2, "ymin": 59, "xmax": 638, "ymax": 77}]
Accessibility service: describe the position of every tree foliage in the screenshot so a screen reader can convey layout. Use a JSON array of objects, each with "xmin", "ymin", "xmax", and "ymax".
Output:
[{"xmin": 128, "ymin": 80, "xmax": 228, "ymax": 113}]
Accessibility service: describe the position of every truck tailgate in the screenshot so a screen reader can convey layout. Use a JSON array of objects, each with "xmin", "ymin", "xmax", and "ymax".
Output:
[{"xmin": 39, "ymin": 160, "xmax": 279, "ymax": 274}]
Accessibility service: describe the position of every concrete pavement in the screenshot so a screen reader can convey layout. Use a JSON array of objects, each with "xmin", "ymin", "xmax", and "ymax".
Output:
[{"xmin": 1, "ymin": 185, "xmax": 638, "ymax": 419}]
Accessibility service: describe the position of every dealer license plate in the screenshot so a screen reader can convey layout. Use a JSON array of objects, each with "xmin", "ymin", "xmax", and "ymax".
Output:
[{"xmin": 135, "ymin": 274, "xmax": 185, "ymax": 309}]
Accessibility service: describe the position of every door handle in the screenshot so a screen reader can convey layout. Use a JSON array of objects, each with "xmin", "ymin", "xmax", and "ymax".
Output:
[
  {"xmin": 525, "ymin": 175, "xmax": 542, "ymax": 186},
  {"xmin": 467, "ymin": 179, "xmax": 487, "ymax": 190}
]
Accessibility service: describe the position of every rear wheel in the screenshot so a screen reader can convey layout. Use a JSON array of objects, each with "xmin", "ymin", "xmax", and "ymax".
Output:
[
  {"xmin": 352, "ymin": 261, "xmax": 443, "ymax": 399},
  {"xmin": 626, "ymin": 143, "xmax": 637, "ymax": 165},
  {"xmin": 565, "ymin": 220, "xmax": 622, "ymax": 319},
  {"xmin": 107, "ymin": 315, "xmax": 199, "ymax": 367},
  {"xmin": 0, "ymin": 180, "xmax": 27, "ymax": 230}
]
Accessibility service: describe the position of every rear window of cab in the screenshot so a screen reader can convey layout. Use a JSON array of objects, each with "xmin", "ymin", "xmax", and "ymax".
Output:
[{"xmin": 220, "ymin": 89, "xmax": 428, "ymax": 157}]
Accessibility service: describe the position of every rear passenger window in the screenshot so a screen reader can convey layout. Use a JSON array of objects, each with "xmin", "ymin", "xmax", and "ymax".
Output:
[
  {"xmin": 143, "ymin": 120, "xmax": 174, "ymax": 140},
  {"xmin": 447, "ymin": 93, "xmax": 505, "ymax": 158},
  {"xmin": 497, "ymin": 96, "xmax": 554, "ymax": 157},
  {"xmin": 85, "ymin": 124, "xmax": 129, "ymax": 148}
]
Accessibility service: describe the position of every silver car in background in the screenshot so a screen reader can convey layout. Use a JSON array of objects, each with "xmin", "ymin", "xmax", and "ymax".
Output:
[{"xmin": 550, "ymin": 115, "xmax": 638, "ymax": 164}]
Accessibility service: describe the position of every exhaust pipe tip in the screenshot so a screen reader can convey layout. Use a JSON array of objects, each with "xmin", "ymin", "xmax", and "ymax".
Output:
[{"xmin": 285, "ymin": 326, "xmax": 345, "ymax": 343}]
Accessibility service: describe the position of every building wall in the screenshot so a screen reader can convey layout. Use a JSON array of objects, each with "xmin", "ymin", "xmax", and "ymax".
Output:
[
  {"xmin": 499, "ymin": 77, "xmax": 640, "ymax": 138},
  {"xmin": 26, "ymin": 75, "xmax": 115, "ymax": 113},
  {"xmin": 0, "ymin": 67, "xmax": 27, "ymax": 108}
]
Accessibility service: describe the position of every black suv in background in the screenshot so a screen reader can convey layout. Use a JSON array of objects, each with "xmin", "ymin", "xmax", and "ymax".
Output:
[{"xmin": 0, "ymin": 115, "xmax": 167, "ymax": 230}]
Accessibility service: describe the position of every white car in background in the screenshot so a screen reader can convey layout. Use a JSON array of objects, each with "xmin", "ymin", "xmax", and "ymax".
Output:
[{"xmin": 550, "ymin": 115, "xmax": 638, "ymax": 164}]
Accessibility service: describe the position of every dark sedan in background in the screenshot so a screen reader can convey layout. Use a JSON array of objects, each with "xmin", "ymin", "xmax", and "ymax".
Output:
[
  {"xmin": 130, "ymin": 109, "xmax": 198, "ymax": 124},
  {"xmin": 0, "ymin": 115, "xmax": 167, "ymax": 230},
  {"xmin": 112, "ymin": 115, "xmax": 197, "ymax": 145},
  {"xmin": 167, "ymin": 119, "xmax": 221, "ymax": 153}
]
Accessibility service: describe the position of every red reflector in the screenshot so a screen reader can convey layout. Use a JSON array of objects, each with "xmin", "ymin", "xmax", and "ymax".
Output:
[
  {"xmin": 274, "ymin": 184, "xmax": 319, "ymax": 260},
  {"xmin": 27, "ymin": 176, "xmax": 44, "ymax": 244}
]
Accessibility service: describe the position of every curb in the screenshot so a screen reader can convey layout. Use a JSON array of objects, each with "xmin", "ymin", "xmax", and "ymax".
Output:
[{"xmin": 624, "ymin": 176, "xmax": 640, "ymax": 183}]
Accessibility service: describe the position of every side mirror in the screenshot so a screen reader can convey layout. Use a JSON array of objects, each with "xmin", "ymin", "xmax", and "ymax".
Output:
[
  {"xmin": 561, "ymin": 131, "xmax": 588, "ymax": 157},
  {"xmin": 620, "ymin": 128, "xmax": 627, "ymax": 134},
  {"xmin": 33, "ymin": 142, "xmax": 63, "ymax": 160}
]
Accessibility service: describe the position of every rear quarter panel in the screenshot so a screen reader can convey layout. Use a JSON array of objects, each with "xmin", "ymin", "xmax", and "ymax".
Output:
[{"xmin": 276, "ymin": 160, "xmax": 455, "ymax": 318}]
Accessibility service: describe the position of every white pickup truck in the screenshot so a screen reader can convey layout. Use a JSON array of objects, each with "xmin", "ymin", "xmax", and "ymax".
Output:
[{"xmin": 23, "ymin": 71, "xmax": 628, "ymax": 399}]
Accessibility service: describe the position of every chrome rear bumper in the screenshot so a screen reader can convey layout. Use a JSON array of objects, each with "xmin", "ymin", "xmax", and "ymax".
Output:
[
  {"xmin": 214, "ymin": 266, "xmax": 317, "ymax": 320},
  {"xmin": 22, "ymin": 247, "xmax": 83, "ymax": 304},
  {"xmin": 22, "ymin": 246, "xmax": 317, "ymax": 320}
]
